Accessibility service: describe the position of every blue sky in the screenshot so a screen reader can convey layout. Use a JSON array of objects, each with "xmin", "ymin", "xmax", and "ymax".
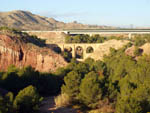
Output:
[{"xmin": 1, "ymin": 0, "xmax": 150, "ymax": 27}]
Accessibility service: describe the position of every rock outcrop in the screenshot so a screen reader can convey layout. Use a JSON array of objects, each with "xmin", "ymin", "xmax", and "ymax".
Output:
[
  {"xmin": 125, "ymin": 43, "xmax": 150, "ymax": 57},
  {"xmin": 87, "ymin": 40, "xmax": 129, "ymax": 60},
  {"xmin": 125, "ymin": 45, "xmax": 136, "ymax": 57},
  {"xmin": 140, "ymin": 43, "xmax": 150, "ymax": 55},
  {"xmin": 0, "ymin": 34, "xmax": 67, "ymax": 72}
]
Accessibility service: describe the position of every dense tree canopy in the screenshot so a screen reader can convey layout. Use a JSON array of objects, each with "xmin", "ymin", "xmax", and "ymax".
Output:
[
  {"xmin": 13, "ymin": 85, "xmax": 42, "ymax": 113},
  {"xmin": 59, "ymin": 41, "xmax": 150, "ymax": 112},
  {"xmin": 0, "ymin": 65, "xmax": 63, "ymax": 113},
  {"xmin": 65, "ymin": 34, "xmax": 123, "ymax": 43}
]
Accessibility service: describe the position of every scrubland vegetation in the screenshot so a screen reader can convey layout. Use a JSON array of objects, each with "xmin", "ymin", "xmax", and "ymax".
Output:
[
  {"xmin": 55, "ymin": 43, "xmax": 150, "ymax": 113},
  {"xmin": 65, "ymin": 34, "xmax": 124, "ymax": 43},
  {"xmin": 132, "ymin": 34, "xmax": 150, "ymax": 46},
  {"xmin": 65, "ymin": 33, "xmax": 150, "ymax": 46},
  {"xmin": 1, "ymin": 27, "xmax": 150, "ymax": 113},
  {"xmin": 0, "ymin": 65, "xmax": 63, "ymax": 113},
  {"xmin": 1, "ymin": 44, "xmax": 149, "ymax": 113}
]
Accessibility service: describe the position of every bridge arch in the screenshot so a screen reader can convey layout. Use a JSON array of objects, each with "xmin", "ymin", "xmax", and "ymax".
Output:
[
  {"xmin": 57, "ymin": 43, "xmax": 100, "ymax": 61},
  {"xmin": 64, "ymin": 46, "xmax": 72, "ymax": 52},
  {"xmin": 75, "ymin": 46, "xmax": 84, "ymax": 59},
  {"xmin": 86, "ymin": 46, "xmax": 94, "ymax": 53}
]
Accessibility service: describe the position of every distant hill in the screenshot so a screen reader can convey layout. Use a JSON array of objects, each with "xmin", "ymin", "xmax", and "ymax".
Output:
[{"xmin": 0, "ymin": 10, "xmax": 114, "ymax": 30}]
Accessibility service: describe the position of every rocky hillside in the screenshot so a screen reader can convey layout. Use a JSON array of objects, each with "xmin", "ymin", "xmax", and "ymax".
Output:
[
  {"xmin": 0, "ymin": 10, "xmax": 112, "ymax": 30},
  {"xmin": 87, "ymin": 40, "xmax": 129, "ymax": 60},
  {"xmin": 0, "ymin": 28, "xmax": 67, "ymax": 72},
  {"xmin": 125, "ymin": 43, "xmax": 150, "ymax": 57}
]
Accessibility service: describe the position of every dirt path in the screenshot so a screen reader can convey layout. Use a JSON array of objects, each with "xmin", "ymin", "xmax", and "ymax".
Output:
[{"xmin": 39, "ymin": 96, "xmax": 78, "ymax": 113}]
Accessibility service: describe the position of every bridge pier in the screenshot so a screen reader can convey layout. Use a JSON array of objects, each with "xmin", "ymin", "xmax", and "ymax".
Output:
[
  {"xmin": 128, "ymin": 33, "xmax": 132, "ymax": 39},
  {"xmin": 72, "ymin": 45, "xmax": 75, "ymax": 58},
  {"xmin": 83, "ymin": 45, "xmax": 87, "ymax": 60}
]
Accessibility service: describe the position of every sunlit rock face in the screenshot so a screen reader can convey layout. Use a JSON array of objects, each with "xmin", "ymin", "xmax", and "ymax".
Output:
[{"xmin": 0, "ymin": 34, "xmax": 67, "ymax": 72}]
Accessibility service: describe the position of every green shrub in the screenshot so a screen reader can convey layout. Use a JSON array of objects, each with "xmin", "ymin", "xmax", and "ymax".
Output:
[
  {"xmin": 0, "ymin": 66, "xmax": 62, "ymax": 96},
  {"xmin": 84, "ymin": 58, "xmax": 95, "ymax": 71},
  {"xmin": 116, "ymin": 79, "xmax": 150, "ymax": 113},
  {"xmin": 0, "ymin": 92, "xmax": 14, "ymax": 113},
  {"xmin": 116, "ymin": 95, "xmax": 142, "ymax": 113},
  {"xmin": 54, "ymin": 93, "xmax": 71, "ymax": 108},
  {"xmin": 54, "ymin": 67, "xmax": 68, "ymax": 77},
  {"xmin": 134, "ymin": 47, "xmax": 143, "ymax": 56},
  {"xmin": 73, "ymin": 62, "xmax": 89, "ymax": 75},
  {"xmin": 37, "ymin": 73, "xmax": 62, "ymax": 95},
  {"xmin": 0, "ymin": 96, "xmax": 8, "ymax": 113},
  {"xmin": 65, "ymin": 34, "xmax": 108, "ymax": 43},
  {"xmin": 61, "ymin": 71, "xmax": 83, "ymax": 100},
  {"xmin": 61, "ymin": 51, "xmax": 72, "ymax": 62},
  {"xmin": 13, "ymin": 85, "xmax": 42, "ymax": 113},
  {"xmin": 84, "ymin": 58, "xmax": 107, "ymax": 74},
  {"xmin": 79, "ymin": 71, "xmax": 103, "ymax": 108},
  {"xmin": 0, "ymin": 71, "xmax": 21, "ymax": 94},
  {"xmin": 132, "ymin": 35, "xmax": 148, "ymax": 46}
]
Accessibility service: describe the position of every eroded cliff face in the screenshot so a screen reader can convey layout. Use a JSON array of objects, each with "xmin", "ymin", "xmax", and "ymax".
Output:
[{"xmin": 0, "ymin": 34, "xmax": 67, "ymax": 72}]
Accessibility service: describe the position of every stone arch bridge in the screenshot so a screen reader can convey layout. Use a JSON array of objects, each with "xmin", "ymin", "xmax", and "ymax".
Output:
[{"xmin": 56, "ymin": 43, "xmax": 100, "ymax": 60}]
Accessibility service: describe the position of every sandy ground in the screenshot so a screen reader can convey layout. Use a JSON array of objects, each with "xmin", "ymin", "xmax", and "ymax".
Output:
[{"xmin": 39, "ymin": 97, "xmax": 78, "ymax": 113}]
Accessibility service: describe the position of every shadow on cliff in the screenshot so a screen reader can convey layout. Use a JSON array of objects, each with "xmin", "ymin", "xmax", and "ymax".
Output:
[{"xmin": 47, "ymin": 44, "xmax": 62, "ymax": 54}]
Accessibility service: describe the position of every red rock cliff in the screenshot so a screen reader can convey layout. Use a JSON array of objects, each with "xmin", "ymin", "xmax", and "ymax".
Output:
[{"xmin": 0, "ymin": 34, "xmax": 67, "ymax": 72}]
